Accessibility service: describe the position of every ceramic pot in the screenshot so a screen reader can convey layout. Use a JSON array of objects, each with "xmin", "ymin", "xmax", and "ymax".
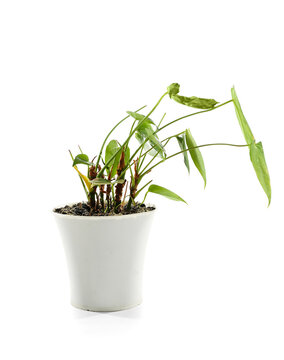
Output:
[{"xmin": 54, "ymin": 207, "xmax": 155, "ymax": 311}]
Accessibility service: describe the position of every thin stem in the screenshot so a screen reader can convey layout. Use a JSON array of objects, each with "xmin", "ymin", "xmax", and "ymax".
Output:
[
  {"xmin": 127, "ymin": 100, "xmax": 233, "ymax": 170},
  {"xmin": 157, "ymin": 112, "xmax": 166, "ymax": 129},
  {"xmin": 140, "ymin": 142, "xmax": 250, "ymax": 178},
  {"xmin": 95, "ymin": 104, "xmax": 147, "ymax": 170},
  {"xmin": 135, "ymin": 180, "xmax": 153, "ymax": 198},
  {"xmin": 97, "ymin": 92, "xmax": 168, "ymax": 177},
  {"xmin": 158, "ymin": 99, "xmax": 233, "ymax": 133},
  {"xmin": 140, "ymin": 139, "xmax": 170, "ymax": 175}
]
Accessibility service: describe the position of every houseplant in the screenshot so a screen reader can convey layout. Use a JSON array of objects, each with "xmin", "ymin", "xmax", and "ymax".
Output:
[{"xmin": 54, "ymin": 83, "xmax": 271, "ymax": 311}]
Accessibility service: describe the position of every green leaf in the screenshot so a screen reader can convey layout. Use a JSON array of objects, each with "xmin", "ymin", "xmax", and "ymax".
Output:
[
  {"xmin": 249, "ymin": 142, "xmax": 271, "ymax": 205},
  {"xmin": 231, "ymin": 87, "xmax": 271, "ymax": 204},
  {"xmin": 148, "ymin": 184, "xmax": 187, "ymax": 204},
  {"xmin": 127, "ymin": 111, "xmax": 156, "ymax": 127},
  {"xmin": 132, "ymin": 116, "xmax": 166, "ymax": 159},
  {"xmin": 172, "ymin": 95, "xmax": 218, "ymax": 109},
  {"xmin": 140, "ymin": 127, "xmax": 166, "ymax": 158},
  {"xmin": 73, "ymin": 154, "xmax": 93, "ymax": 167},
  {"xmin": 167, "ymin": 83, "xmax": 180, "ymax": 98},
  {"xmin": 105, "ymin": 140, "xmax": 122, "ymax": 176},
  {"xmin": 91, "ymin": 178, "xmax": 124, "ymax": 187},
  {"xmin": 231, "ymin": 86, "xmax": 255, "ymax": 144},
  {"xmin": 135, "ymin": 132, "xmax": 157, "ymax": 157},
  {"xmin": 176, "ymin": 134, "xmax": 190, "ymax": 174},
  {"xmin": 185, "ymin": 129, "xmax": 206, "ymax": 187}
]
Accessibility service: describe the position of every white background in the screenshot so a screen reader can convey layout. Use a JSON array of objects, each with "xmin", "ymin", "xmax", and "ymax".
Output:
[{"xmin": 0, "ymin": 0, "xmax": 283, "ymax": 359}]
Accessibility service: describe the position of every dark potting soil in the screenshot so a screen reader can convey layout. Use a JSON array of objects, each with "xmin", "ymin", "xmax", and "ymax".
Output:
[{"xmin": 54, "ymin": 202, "xmax": 155, "ymax": 216}]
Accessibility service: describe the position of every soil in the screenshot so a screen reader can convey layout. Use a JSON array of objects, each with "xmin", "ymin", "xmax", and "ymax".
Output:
[{"xmin": 54, "ymin": 202, "xmax": 155, "ymax": 216}]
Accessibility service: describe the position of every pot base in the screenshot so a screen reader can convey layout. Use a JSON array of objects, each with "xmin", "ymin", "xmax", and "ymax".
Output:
[{"xmin": 71, "ymin": 300, "xmax": 142, "ymax": 312}]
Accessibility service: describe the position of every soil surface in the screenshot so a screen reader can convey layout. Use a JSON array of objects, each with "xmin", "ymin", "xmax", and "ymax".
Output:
[{"xmin": 54, "ymin": 202, "xmax": 155, "ymax": 216}]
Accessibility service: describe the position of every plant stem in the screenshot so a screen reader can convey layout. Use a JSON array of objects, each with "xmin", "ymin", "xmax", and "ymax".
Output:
[
  {"xmin": 140, "ymin": 142, "xmax": 250, "ymax": 179},
  {"xmin": 126, "ymin": 100, "xmax": 233, "ymax": 172},
  {"xmin": 97, "ymin": 92, "xmax": 168, "ymax": 177},
  {"xmin": 139, "ymin": 139, "xmax": 170, "ymax": 175},
  {"xmin": 157, "ymin": 112, "xmax": 166, "ymax": 129},
  {"xmin": 95, "ymin": 104, "xmax": 147, "ymax": 170},
  {"xmin": 134, "ymin": 180, "xmax": 153, "ymax": 198},
  {"xmin": 158, "ymin": 99, "xmax": 233, "ymax": 133}
]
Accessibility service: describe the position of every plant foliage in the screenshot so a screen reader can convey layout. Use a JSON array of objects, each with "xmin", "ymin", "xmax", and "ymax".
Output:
[{"xmin": 68, "ymin": 83, "xmax": 271, "ymax": 214}]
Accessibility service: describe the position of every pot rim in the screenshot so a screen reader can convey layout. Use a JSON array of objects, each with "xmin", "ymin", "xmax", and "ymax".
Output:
[{"xmin": 52, "ymin": 202, "xmax": 156, "ymax": 220}]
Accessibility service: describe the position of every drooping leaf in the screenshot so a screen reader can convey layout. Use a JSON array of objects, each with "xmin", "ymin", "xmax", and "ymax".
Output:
[
  {"xmin": 148, "ymin": 184, "xmax": 187, "ymax": 204},
  {"xmin": 185, "ymin": 129, "xmax": 206, "ymax": 187},
  {"xmin": 231, "ymin": 87, "xmax": 271, "ymax": 204},
  {"xmin": 176, "ymin": 134, "xmax": 190, "ymax": 174},
  {"xmin": 172, "ymin": 95, "xmax": 218, "ymax": 109},
  {"xmin": 105, "ymin": 140, "xmax": 122, "ymax": 176},
  {"xmin": 249, "ymin": 142, "xmax": 271, "ymax": 205},
  {"xmin": 231, "ymin": 86, "xmax": 255, "ymax": 144},
  {"xmin": 73, "ymin": 154, "xmax": 93, "ymax": 167},
  {"xmin": 167, "ymin": 83, "xmax": 180, "ymax": 98}
]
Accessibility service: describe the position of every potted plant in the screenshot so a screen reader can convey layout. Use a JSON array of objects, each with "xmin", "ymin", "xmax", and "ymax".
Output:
[{"xmin": 54, "ymin": 83, "xmax": 271, "ymax": 312}]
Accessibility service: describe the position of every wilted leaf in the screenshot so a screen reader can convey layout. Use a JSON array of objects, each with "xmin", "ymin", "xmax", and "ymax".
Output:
[
  {"xmin": 172, "ymin": 95, "xmax": 218, "ymax": 109},
  {"xmin": 249, "ymin": 142, "xmax": 271, "ymax": 205},
  {"xmin": 176, "ymin": 134, "xmax": 190, "ymax": 174},
  {"xmin": 167, "ymin": 83, "xmax": 180, "ymax": 98},
  {"xmin": 73, "ymin": 166, "xmax": 92, "ymax": 191},
  {"xmin": 148, "ymin": 184, "xmax": 187, "ymax": 204},
  {"xmin": 185, "ymin": 129, "xmax": 206, "ymax": 187}
]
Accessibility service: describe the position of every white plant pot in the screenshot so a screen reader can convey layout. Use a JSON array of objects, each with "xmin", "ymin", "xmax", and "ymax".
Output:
[{"xmin": 53, "ymin": 207, "xmax": 156, "ymax": 312}]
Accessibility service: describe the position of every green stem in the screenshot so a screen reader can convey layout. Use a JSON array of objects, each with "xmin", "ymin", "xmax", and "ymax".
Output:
[
  {"xmin": 158, "ymin": 100, "xmax": 233, "ymax": 133},
  {"xmin": 95, "ymin": 104, "xmax": 147, "ymax": 170},
  {"xmin": 140, "ymin": 142, "xmax": 250, "ymax": 178},
  {"xmin": 97, "ymin": 92, "xmax": 168, "ymax": 177},
  {"xmin": 137, "ymin": 112, "xmax": 167, "ymax": 172},
  {"xmin": 127, "ymin": 100, "xmax": 233, "ymax": 172},
  {"xmin": 139, "ymin": 139, "xmax": 170, "ymax": 175},
  {"xmin": 157, "ymin": 112, "xmax": 166, "ymax": 129},
  {"xmin": 135, "ymin": 180, "xmax": 153, "ymax": 198}
]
